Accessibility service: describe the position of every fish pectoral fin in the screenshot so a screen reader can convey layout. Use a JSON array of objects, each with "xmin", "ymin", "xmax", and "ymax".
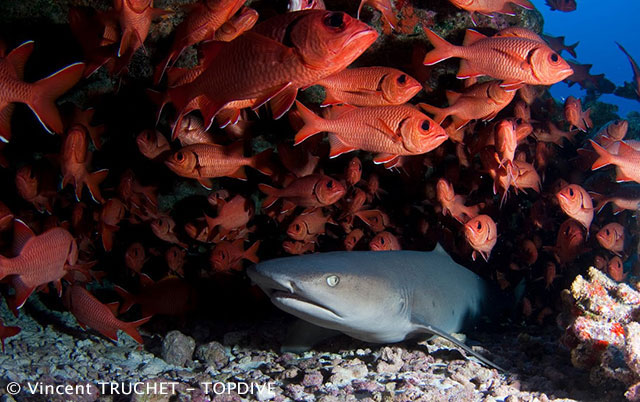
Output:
[
  {"xmin": 253, "ymin": 82, "xmax": 293, "ymax": 112},
  {"xmin": 499, "ymin": 80, "xmax": 524, "ymax": 91},
  {"xmin": 373, "ymin": 153, "xmax": 398, "ymax": 164},
  {"xmin": 369, "ymin": 118, "xmax": 402, "ymax": 143},
  {"xmin": 269, "ymin": 86, "xmax": 298, "ymax": 120},
  {"xmin": 413, "ymin": 322, "xmax": 505, "ymax": 372},
  {"xmin": 12, "ymin": 219, "xmax": 35, "ymax": 256},
  {"xmin": 456, "ymin": 60, "xmax": 484, "ymax": 79},
  {"xmin": 197, "ymin": 178, "xmax": 214, "ymax": 189}
]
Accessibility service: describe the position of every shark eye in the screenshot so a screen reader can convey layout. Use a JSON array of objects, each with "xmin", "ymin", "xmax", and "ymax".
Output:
[{"xmin": 326, "ymin": 275, "xmax": 339, "ymax": 287}]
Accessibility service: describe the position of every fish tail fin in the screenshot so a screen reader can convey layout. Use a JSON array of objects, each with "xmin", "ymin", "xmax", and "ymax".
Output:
[
  {"xmin": 86, "ymin": 169, "xmax": 109, "ymax": 204},
  {"xmin": 422, "ymin": 29, "xmax": 458, "ymax": 65},
  {"xmin": 122, "ymin": 316, "xmax": 152, "ymax": 344},
  {"xmin": 152, "ymin": 50, "xmax": 178, "ymax": 85},
  {"xmin": 511, "ymin": 0, "xmax": 534, "ymax": 10},
  {"xmin": 145, "ymin": 89, "xmax": 169, "ymax": 125},
  {"xmin": 258, "ymin": 183, "xmax": 279, "ymax": 209},
  {"xmin": 582, "ymin": 108, "xmax": 592, "ymax": 130},
  {"xmin": 567, "ymin": 41, "xmax": 579, "ymax": 58},
  {"xmin": 167, "ymin": 84, "xmax": 195, "ymax": 121},
  {"xmin": 589, "ymin": 140, "xmax": 615, "ymax": 170},
  {"xmin": 113, "ymin": 285, "xmax": 136, "ymax": 314},
  {"xmin": 250, "ymin": 148, "xmax": 274, "ymax": 176},
  {"xmin": 30, "ymin": 62, "xmax": 85, "ymax": 134},
  {"xmin": 417, "ymin": 103, "xmax": 447, "ymax": 124},
  {"xmin": 244, "ymin": 240, "xmax": 261, "ymax": 264},
  {"xmin": 294, "ymin": 101, "xmax": 324, "ymax": 145}
]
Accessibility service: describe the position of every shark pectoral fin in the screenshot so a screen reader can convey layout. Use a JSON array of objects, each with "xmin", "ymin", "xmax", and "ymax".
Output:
[
  {"xmin": 413, "ymin": 322, "xmax": 505, "ymax": 372},
  {"xmin": 281, "ymin": 319, "xmax": 342, "ymax": 353}
]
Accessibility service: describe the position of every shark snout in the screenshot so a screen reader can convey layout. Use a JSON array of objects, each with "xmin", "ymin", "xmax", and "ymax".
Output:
[{"xmin": 247, "ymin": 264, "xmax": 295, "ymax": 296}]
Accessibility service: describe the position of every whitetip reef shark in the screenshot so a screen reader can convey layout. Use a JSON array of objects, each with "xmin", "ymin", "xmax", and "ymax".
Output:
[{"xmin": 247, "ymin": 245, "xmax": 518, "ymax": 371}]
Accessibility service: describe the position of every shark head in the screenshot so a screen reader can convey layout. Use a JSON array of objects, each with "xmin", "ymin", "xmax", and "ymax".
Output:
[{"xmin": 247, "ymin": 251, "xmax": 412, "ymax": 343}]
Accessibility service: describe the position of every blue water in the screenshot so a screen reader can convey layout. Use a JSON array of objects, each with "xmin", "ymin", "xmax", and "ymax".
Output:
[{"xmin": 534, "ymin": 0, "xmax": 640, "ymax": 117}]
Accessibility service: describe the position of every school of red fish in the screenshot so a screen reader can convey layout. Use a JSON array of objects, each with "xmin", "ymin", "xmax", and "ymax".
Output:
[{"xmin": 0, "ymin": 0, "xmax": 638, "ymax": 349}]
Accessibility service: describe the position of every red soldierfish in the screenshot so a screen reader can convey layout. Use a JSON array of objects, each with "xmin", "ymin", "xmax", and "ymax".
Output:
[
  {"xmin": 100, "ymin": 198, "xmax": 127, "ymax": 251},
  {"xmin": 151, "ymin": 215, "xmax": 187, "ymax": 248},
  {"xmin": 114, "ymin": 274, "xmax": 197, "ymax": 316},
  {"xmin": 136, "ymin": 129, "xmax": 170, "ymax": 159},
  {"xmin": 607, "ymin": 256, "xmax": 625, "ymax": 282},
  {"xmin": 344, "ymin": 228, "xmax": 364, "ymax": 251},
  {"xmin": 590, "ymin": 140, "xmax": 640, "ymax": 184},
  {"xmin": 423, "ymin": 28, "xmax": 573, "ymax": 90},
  {"xmin": 545, "ymin": 0, "xmax": 576, "ymax": 12},
  {"xmin": 555, "ymin": 184, "xmax": 593, "ymax": 232},
  {"xmin": 210, "ymin": 239, "xmax": 260, "ymax": 272},
  {"xmin": 314, "ymin": 67, "xmax": 421, "ymax": 107},
  {"xmin": 167, "ymin": 10, "xmax": 378, "ymax": 129},
  {"xmin": 0, "ymin": 220, "xmax": 77, "ymax": 309},
  {"xmin": 213, "ymin": 7, "xmax": 259, "ymax": 42},
  {"xmin": 542, "ymin": 34, "xmax": 578, "ymax": 58},
  {"xmin": 295, "ymin": 101, "xmax": 447, "ymax": 165},
  {"xmin": 369, "ymin": 231, "xmax": 401, "ymax": 251},
  {"xmin": 153, "ymin": 0, "xmax": 245, "ymax": 84},
  {"xmin": 204, "ymin": 194, "xmax": 254, "ymax": 238},
  {"xmin": 64, "ymin": 283, "xmax": 150, "ymax": 343},
  {"xmin": 61, "ymin": 125, "xmax": 109, "ymax": 203},
  {"xmin": 463, "ymin": 214, "xmax": 497, "ymax": 262},
  {"xmin": 165, "ymin": 142, "xmax": 273, "ymax": 189},
  {"xmin": 0, "ymin": 319, "xmax": 20, "ymax": 352},
  {"xmin": 125, "ymin": 242, "xmax": 146, "ymax": 275},
  {"xmin": 259, "ymin": 173, "xmax": 345, "ymax": 211},
  {"xmin": 447, "ymin": 0, "xmax": 534, "ymax": 25},
  {"xmin": 287, "ymin": 209, "xmax": 335, "ymax": 242},
  {"xmin": 436, "ymin": 178, "xmax": 482, "ymax": 224},
  {"xmin": 596, "ymin": 223, "xmax": 625, "ymax": 256},
  {"xmin": 357, "ymin": 0, "xmax": 398, "ymax": 31},
  {"xmin": 418, "ymin": 81, "xmax": 516, "ymax": 130},
  {"xmin": 355, "ymin": 209, "xmax": 391, "ymax": 232},
  {"xmin": 564, "ymin": 96, "xmax": 592, "ymax": 132},
  {"xmin": 0, "ymin": 41, "xmax": 84, "ymax": 141}
]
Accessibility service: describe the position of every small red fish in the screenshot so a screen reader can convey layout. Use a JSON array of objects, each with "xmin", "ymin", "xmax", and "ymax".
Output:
[
  {"xmin": 344, "ymin": 228, "xmax": 364, "ymax": 251},
  {"xmin": 64, "ymin": 283, "xmax": 150, "ymax": 343},
  {"xmin": 136, "ymin": 129, "xmax": 170, "ymax": 159},
  {"xmin": 166, "ymin": 246, "xmax": 186, "ymax": 277},
  {"xmin": 283, "ymin": 240, "xmax": 316, "ymax": 255},
  {"xmin": 151, "ymin": 215, "xmax": 187, "ymax": 248},
  {"xmin": 259, "ymin": 173, "xmax": 346, "ymax": 211},
  {"xmin": 115, "ymin": 274, "xmax": 197, "ymax": 316},
  {"xmin": 447, "ymin": 0, "xmax": 534, "ymax": 25},
  {"xmin": 423, "ymin": 28, "xmax": 573, "ymax": 90},
  {"xmin": 592, "ymin": 185, "xmax": 640, "ymax": 215},
  {"xmin": 357, "ymin": 0, "xmax": 398, "ymax": 30},
  {"xmin": 418, "ymin": 81, "xmax": 516, "ymax": 130},
  {"xmin": 315, "ymin": 67, "xmax": 421, "ymax": 107},
  {"xmin": 125, "ymin": 242, "xmax": 146, "ymax": 275},
  {"xmin": 519, "ymin": 239, "xmax": 538, "ymax": 265},
  {"xmin": 542, "ymin": 261, "xmax": 559, "ymax": 290},
  {"xmin": 594, "ymin": 119, "xmax": 629, "ymax": 146},
  {"xmin": 61, "ymin": 125, "xmax": 109, "ymax": 203},
  {"xmin": 99, "ymin": 198, "xmax": 127, "ymax": 251},
  {"xmin": 153, "ymin": 0, "xmax": 245, "ymax": 84},
  {"xmin": 607, "ymin": 256, "xmax": 625, "ymax": 282},
  {"xmin": 64, "ymin": 105, "xmax": 106, "ymax": 150},
  {"xmin": 541, "ymin": 34, "xmax": 578, "ymax": 58},
  {"xmin": 355, "ymin": 209, "xmax": 391, "ymax": 233},
  {"xmin": 494, "ymin": 119, "xmax": 517, "ymax": 180},
  {"xmin": 213, "ymin": 6, "xmax": 259, "ymax": 42},
  {"xmin": 165, "ymin": 142, "xmax": 272, "ymax": 189},
  {"xmin": 556, "ymin": 184, "xmax": 593, "ymax": 232},
  {"xmin": 436, "ymin": 178, "xmax": 482, "ymax": 224},
  {"xmin": 173, "ymin": 114, "xmax": 216, "ymax": 146},
  {"xmin": 205, "ymin": 194, "xmax": 254, "ymax": 240},
  {"xmin": 550, "ymin": 218, "xmax": 586, "ymax": 265},
  {"xmin": 0, "ymin": 220, "xmax": 77, "ymax": 309},
  {"xmin": 590, "ymin": 140, "xmax": 640, "ymax": 184},
  {"xmin": 15, "ymin": 166, "xmax": 56, "ymax": 214},
  {"xmin": 463, "ymin": 214, "xmax": 497, "ymax": 262},
  {"xmin": 616, "ymin": 42, "xmax": 640, "ymax": 99},
  {"xmin": 545, "ymin": 0, "xmax": 576, "ymax": 12},
  {"xmin": 369, "ymin": 231, "xmax": 401, "ymax": 251},
  {"xmin": 287, "ymin": 209, "xmax": 335, "ymax": 242},
  {"xmin": 345, "ymin": 156, "xmax": 362, "ymax": 187},
  {"xmin": 596, "ymin": 223, "xmax": 625, "ymax": 256},
  {"xmin": 0, "ymin": 319, "xmax": 20, "ymax": 352},
  {"xmin": 0, "ymin": 41, "xmax": 84, "ymax": 141},
  {"xmin": 564, "ymin": 96, "xmax": 592, "ymax": 132},
  {"xmin": 210, "ymin": 239, "xmax": 260, "ymax": 272},
  {"xmin": 295, "ymin": 101, "xmax": 447, "ymax": 165}
]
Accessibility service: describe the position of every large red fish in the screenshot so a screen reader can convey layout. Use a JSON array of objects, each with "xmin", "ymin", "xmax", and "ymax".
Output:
[
  {"xmin": 165, "ymin": 142, "xmax": 273, "ymax": 188},
  {"xmin": 590, "ymin": 140, "xmax": 640, "ymax": 184},
  {"xmin": 115, "ymin": 274, "xmax": 197, "ymax": 316},
  {"xmin": 64, "ymin": 284, "xmax": 150, "ymax": 343},
  {"xmin": 0, "ymin": 220, "xmax": 77, "ymax": 309},
  {"xmin": 447, "ymin": 0, "xmax": 534, "ymax": 25},
  {"xmin": 167, "ymin": 10, "xmax": 378, "ymax": 129},
  {"xmin": 314, "ymin": 67, "xmax": 422, "ymax": 107},
  {"xmin": 418, "ymin": 81, "xmax": 515, "ymax": 130},
  {"xmin": 0, "ymin": 41, "xmax": 84, "ymax": 142},
  {"xmin": 545, "ymin": 0, "xmax": 576, "ymax": 12},
  {"xmin": 153, "ymin": 0, "xmax": 245, "ymax": 84},
  {"xmin": 295, "ymin": 102, "xmax": 447, "ymax": 164},
  {"xmin": 423, "ymin": 28, "xmax": 573, "ymax": 89}
]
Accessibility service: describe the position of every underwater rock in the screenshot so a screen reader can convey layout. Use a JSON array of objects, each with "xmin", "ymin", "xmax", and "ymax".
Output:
[
  {"xmin": 161, "ymin": 330, "xmax": 196, "ymax": 367},
  {"xmin": 194, "ymin": 340, "xmax": 229, "ymax": 369}
]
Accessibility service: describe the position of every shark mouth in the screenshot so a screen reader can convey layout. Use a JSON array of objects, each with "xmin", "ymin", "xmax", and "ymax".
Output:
[{"xmin": 247, "ymin": 267, "xmax": 343, "ymax": 321}]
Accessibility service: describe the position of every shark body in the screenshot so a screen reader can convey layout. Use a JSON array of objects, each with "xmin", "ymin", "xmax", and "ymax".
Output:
[{"xmin": 247, "ymin": 246, "xmax": 511, "ymax": 370}]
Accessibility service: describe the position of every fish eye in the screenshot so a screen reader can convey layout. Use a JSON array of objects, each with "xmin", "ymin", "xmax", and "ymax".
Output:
[
  {"xmin": 477, "ymin": 221, "xmax": 482, "ymax": 230},
  {"xmin": 380, "ymin": 237, "xmax": 385, "ymax": 244},
  {"xmin": 326, "ymin": 275, "xmax": 340, "ymax": 287},
  {"xmin": 550, "ymin": 53, "xmax": 559, "ymax": 62},
  {"xmin": 324, "ymin": 12, "xmax": 345, "ymax": 29},
  {"xmin": 176, "ymin": 152, "xmax": 184, "ymax": 161},
  {"xmin": 568, "ymin": 188, "xmax": 574, "ymax": 196},
  {"xmin": 421, "ymin": 120, "xmax": 430, "ymax": 130},
  {"xmin": 326, "ymin": 180, "xmax": 334, "ymax": 189},
  {"xmin": 397, "ymin": 74, "xmax": 407, "ymax": 84},
  {"xmin": 295, "ymin": 224, "xmax": 301, "ymax": 231},
  {"xmin": 516, "ymin": 118, "xmax": 523, "ymax": 125},
  {"xmin": 606, "ymin": 229, "xmax": 610, "ymax": 235}
]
